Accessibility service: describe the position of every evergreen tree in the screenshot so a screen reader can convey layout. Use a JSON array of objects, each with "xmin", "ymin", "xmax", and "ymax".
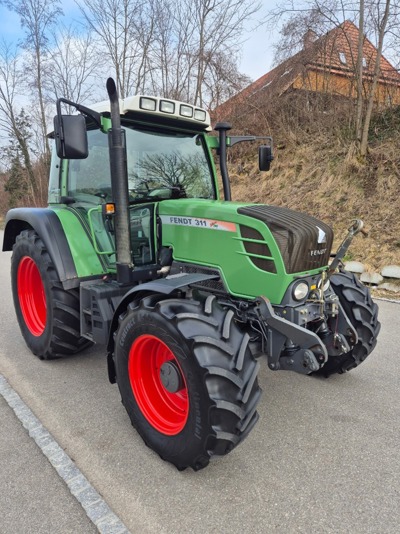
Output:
[{"xmin": 4, "ymin": 153, "xmax": 28, "ymax": 208}]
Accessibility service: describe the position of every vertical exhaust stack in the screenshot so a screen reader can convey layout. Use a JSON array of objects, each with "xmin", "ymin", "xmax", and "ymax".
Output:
[{"xmin": 106, "ymin": 78, "xmax": 132, "ymax": 284}]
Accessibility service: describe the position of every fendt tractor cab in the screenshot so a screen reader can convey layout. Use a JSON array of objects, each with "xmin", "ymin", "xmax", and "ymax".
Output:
[{"xmin": 3, "ymin": 78, "xmax": 380, "ymax": 471}]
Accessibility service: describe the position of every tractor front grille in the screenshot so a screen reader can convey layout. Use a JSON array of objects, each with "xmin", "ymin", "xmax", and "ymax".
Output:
[
  {"xmin": 238, "ymin": 205, "xmax": 333, "ymax": 274},
  {"xmin": 239, "ymin": 225, "xmax": 277, "ymax": 273}
]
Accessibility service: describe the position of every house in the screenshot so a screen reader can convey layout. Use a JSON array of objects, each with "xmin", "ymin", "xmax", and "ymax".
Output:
[{"xmin": 214, "ymin": 20, "xmax": 400, "ymax": 121}]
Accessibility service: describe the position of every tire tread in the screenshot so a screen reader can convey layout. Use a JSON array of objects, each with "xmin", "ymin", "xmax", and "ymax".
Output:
[{"xmin": 12, "ymin": 229, "xmax": 91, "ymax": 359}]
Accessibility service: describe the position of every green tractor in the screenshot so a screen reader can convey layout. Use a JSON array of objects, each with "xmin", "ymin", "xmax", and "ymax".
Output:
[{"xmin": 2, "ymin": 78, "xmax": 380, "ymax": 471}]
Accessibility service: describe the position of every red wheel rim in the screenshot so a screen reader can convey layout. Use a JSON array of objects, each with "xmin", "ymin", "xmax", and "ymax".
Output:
[
  {"xmin": 129, "ymin": 335, "xmax": 189, "ymax": 435},
  {"xmin": 17, "ymin": 256, "xmax": 47, "ymax": 336}
]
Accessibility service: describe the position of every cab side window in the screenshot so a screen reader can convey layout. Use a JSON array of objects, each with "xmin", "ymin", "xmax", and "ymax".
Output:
[{"xmin": 68, "ymin": 129, "xmax": 111, "ymax": 202}]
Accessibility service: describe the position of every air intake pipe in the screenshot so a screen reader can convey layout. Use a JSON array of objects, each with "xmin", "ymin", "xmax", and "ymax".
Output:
[{"xmin": 214, "ymin": 122, "xmax": 232, "ymax": 201}]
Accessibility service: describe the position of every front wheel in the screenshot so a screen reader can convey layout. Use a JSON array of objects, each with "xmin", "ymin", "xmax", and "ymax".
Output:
[
  {"xmin": 114, "ymin": 294, "xmax": 261, "ymax": 471},
  {"xmin": 11, "ymin": 229, "xmax": 92, "ymax": 359},
  {"xmin": 316, "ymin": 271, "xmax": 380, "ymax": 377}
]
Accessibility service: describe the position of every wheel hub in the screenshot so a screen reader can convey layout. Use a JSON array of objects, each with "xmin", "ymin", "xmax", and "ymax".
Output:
[
  {"xmin": 17, "ymin": 256, "xmax": 47, "ymax": 336},
  {"xmin": 160, "ymin": 360, "xmax": 184, "ymax": 393},
  {"xmin": 129, "ymin": 334, "xmax": 189, "ymax": 435}
]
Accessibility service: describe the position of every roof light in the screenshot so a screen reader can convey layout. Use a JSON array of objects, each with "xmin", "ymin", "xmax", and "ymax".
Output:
[
  {"xmin": 140, "ymin": 97, "xmax": 157, "ymax": 111},
  {"xmin": 88, "ymin": 95, "xmax": 212, "ymax": 130},
  {"xmin": 194, "ymin": 109, "xmax": 206, "ymax": 121},
  {"xmin": 180, "ymin": 104, "xmax": 193, "ymax": 118},
  {"xmin": 160, "ymin": 100, "xmax": 175, "ymax": 114}
]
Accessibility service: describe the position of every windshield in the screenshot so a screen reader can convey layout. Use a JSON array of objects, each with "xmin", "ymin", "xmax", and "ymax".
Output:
[{"xmin": 67, "ymin": 125, "xmax": 216, "ymax": 203}]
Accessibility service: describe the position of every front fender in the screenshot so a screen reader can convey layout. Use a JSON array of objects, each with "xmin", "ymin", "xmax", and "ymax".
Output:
[{"xmin": 106, "ymin": 272, "xmax": 218, "ymax": 383}]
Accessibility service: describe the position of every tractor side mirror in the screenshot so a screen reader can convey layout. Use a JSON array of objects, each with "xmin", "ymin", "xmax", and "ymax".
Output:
[
  {"xmin": 53, "ymin": 114, "xmax": 88, "ymax": 159},
  {"xmin": 259, "ymin": 145, "xmax": 274, "ymax": 171}
]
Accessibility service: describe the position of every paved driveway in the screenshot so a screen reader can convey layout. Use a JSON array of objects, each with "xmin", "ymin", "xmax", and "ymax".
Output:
[{"xmin": 1, "ymin": 231, "xmax": 399, "ymax": 533}]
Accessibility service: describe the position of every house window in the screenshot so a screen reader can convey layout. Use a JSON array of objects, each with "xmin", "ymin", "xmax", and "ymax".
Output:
[
  {"xmin": 362, "ymin": 57, "xmax": 367, "ymax": 68},
  {"xmin": 339, "ymin": 52, "xmax": 347, "ymax": 64}
]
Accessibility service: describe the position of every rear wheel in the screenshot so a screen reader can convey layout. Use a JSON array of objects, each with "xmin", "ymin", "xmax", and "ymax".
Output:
[
  {"xmin": 114, "ymin": 294, "xmax": 261, "ymax": 471},
  {"xmin": 316, "ymin": 271, "xmax": 380, "ymax": 377},
  {"xmin": 11, "ymin": 229, "xmax": 92, "ymax": 359}
]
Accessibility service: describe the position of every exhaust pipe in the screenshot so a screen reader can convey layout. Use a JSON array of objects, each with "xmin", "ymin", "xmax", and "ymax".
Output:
[{"xmin": 106, "ymin": 78, "xmax": 132, "ymax": 284}]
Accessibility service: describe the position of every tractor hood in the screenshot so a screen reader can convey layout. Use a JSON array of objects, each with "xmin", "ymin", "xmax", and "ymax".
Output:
[
  {"xmin": 237, "ymin": 204, "xmax": 334, "ymax": 274},
  {"xmin": 159, "ymin": 199, "xmax": 334, "ymax": 280}
]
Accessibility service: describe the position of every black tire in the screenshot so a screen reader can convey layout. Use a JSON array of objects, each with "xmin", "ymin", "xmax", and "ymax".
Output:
[
  {"xmin": 114, "ymin": 293, "xmax": 261, "ymax": 471},
  {"xmin": 316, "ymin": 270, "xmax": 381, "ymax": 377},
  {"xmin": 11, "ymin": 229, "xmax": 92, "ymax": 359}
]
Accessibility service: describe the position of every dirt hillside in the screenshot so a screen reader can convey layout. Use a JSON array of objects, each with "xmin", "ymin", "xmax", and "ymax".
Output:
[{"xmin": 224, "ymin": 99, "xmax": 400, "ymax": 273}]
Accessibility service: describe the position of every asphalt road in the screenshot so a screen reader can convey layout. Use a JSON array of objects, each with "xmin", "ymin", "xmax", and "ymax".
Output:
[{"xmin": 0, "ymin": 229, "xmax": 399, "ymax": 534}]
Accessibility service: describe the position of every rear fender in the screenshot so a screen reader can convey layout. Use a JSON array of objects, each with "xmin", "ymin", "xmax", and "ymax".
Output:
[{"xmin": 2, "ymin": 208, "xmax": 78, "ymax": 288}]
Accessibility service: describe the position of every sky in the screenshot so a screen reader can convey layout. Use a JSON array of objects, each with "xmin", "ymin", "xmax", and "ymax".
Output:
[
  {"xmin": 0, "ymin": 0, "xmax": 279, "ymax": 84},
  {"xmin": 240, "ymin": 3, "xmax": 279, "ymax": 80}
]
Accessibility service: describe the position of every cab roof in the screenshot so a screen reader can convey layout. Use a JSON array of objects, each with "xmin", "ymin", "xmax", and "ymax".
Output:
[{"xmin": 91, "ymin": 95, "xmax": 212, "ymax": 132}]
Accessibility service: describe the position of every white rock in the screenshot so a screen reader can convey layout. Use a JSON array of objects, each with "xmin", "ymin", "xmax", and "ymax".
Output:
[
  {"xmin": 344, "ymin": 261, "xmax": 365, "ymax": 274},
  {"xmin": 381, "ymin": 265, "xmax": 400, "ymax": 279},
  {"xmin": 379, "ymin": 283, "xmax": 400, "ymax": 293},
  {"xmin": 360, "ymin": 272, "xmax": 384, "ymax": 285}
]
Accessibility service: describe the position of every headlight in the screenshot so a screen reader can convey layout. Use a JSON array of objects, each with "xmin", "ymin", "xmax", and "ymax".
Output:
[{"xmin": 293, "ymin": 281, "xmax": 309, "ymax": 301}]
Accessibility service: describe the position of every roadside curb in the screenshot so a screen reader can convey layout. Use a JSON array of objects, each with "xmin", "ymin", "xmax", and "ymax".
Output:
[
  {"xmin": 373, "ymin": 296, "xmax": 400, "ymax": 304},
  {"xmin": 0, "ymin": 374, "xmax": 131, "ymax": 534}
]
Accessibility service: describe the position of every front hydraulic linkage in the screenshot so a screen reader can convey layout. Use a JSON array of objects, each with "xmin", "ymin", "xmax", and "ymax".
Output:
[
  {"xmin": 253, "ymin": 297, "xmax": 328, "ymax": 374},
  {"xmin": 328, "ymin": 219, "xmax": 368, "ymax": 276}
]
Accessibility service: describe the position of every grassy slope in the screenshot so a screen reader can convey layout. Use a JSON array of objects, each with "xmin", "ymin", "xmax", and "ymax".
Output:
[{"xmin": 228, "ymin": 129, "xmax": 400, "ymax": 273}]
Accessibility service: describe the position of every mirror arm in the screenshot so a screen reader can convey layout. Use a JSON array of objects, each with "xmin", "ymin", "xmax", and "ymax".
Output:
[
  {"xmin": 56, "ymin": 97, "xmax": 102, "ymax": 127},
  {"xmin": 229, "ymin": 135, "xmax": 273, "ymax": 148}
]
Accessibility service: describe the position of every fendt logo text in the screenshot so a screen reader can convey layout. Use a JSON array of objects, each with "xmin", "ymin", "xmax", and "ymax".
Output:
[{"xmin": 310, "ymin": 248, "xmax": 327, "ymax": 256}]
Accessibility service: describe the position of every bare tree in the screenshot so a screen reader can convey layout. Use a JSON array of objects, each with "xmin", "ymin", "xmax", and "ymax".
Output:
[
  {"xmin": 203, "ymin": 52, "xmax": 252, "ymax": 109},
  {"xmin": 2, "ymin": 0, "xmax": 63, "ymax": 157},
  {"xmin": 77, "ymin": 0, "xmax": 260, "ymax": 107},
  {"xmin": 149, "ymin": 0, "xmax": 260, "ymax": 108},
  {"xmin": 0, "ymin": 41, "xmax": 38, "ymax": 203},
  {"xmin": 266, "ymin": 0, "xmax": 399, "ymax": 156},
  {"xmin": 188, "ymin": 0, "xmax": 260, "ymax": 107},
  {"xmin": 149, "ymin": 0, "xmax": 196, "ymax": 101},
  {"xmin": 356, "ymin": 0, "xmax": 365, "ymax": 144},
  {"xmin": 46, "ymin": 25, "xmax": 100, "ymax": 104},
  {"xmin": 76, "ymin": 0, "xmax": 157, "ymax": 98},
  {"xmin": 272, "ymin": 7, "xmax": 335, "ymax": 65},
  {"xmin": 360, "ymin": 0, "xmax": 391, "ymax": 156}
]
